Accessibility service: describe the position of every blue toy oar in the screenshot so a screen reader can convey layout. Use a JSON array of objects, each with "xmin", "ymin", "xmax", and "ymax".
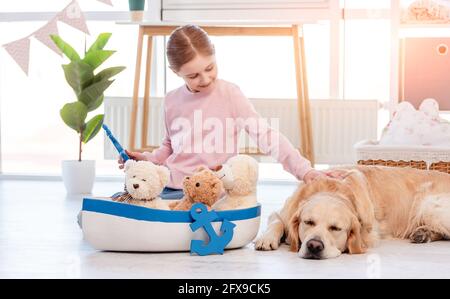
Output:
[{"xmin": 102, "ymin": 124, "xmax": 130, "ymax": 162}]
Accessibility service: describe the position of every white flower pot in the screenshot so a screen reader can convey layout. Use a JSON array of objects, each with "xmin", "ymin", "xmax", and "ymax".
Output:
[{"xmin": 62, "ymin": 160, "xmax": 96, "ymax": 194}]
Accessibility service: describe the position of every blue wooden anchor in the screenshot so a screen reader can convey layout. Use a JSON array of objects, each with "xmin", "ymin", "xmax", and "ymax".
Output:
[{"xmin": 189, "ymin": 203, "xmax": 236, "ymax": 256}]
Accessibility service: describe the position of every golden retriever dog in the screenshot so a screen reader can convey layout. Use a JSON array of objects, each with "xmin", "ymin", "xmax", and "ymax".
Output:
[{"xmin": 255, "ymin": 166, "xmax": 450, "ymax": 259}]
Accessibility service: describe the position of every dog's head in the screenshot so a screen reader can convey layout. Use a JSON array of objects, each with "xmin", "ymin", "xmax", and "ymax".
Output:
[{"xmin": 287, "ymin": 170, "xmax": 375, "ymax": 259}]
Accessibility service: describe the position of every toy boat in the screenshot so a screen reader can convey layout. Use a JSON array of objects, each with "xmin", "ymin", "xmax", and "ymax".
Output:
[{"xmin": 81, "ymin": 197, "xmax": 261, "ymax": 252}]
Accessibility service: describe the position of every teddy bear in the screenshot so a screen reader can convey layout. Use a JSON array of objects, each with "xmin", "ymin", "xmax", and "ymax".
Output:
[
  {"xmin": 171, "ymin": 166, "xmax": 224, "ymax": 211},
  {"xmin": 112, "ymin": 160, "xmax": 171, "ymax": 210},
  {"xmin": 212, "ymin": 155, "xmax": 259, "ymax": 211}
]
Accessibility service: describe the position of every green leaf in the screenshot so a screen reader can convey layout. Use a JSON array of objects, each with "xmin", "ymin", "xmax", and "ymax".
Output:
[
  {"xmin": 60, "ymin": 102, "xmax": 87, "ymax": 133},
  {"xmin": 87, "ymin": 95, "xmax": 104, "ymax": 112},
  {"xmin": 87, "ymin": 33, "xmax": 112, "ymax": 53},
  {"xmin": 78, "ymin": 80, "xmax": 113, "ymax": 111},
  {"xmin": 50, "ymin": 35, "xmax": 80, "ymax": 61},
  {"xmin": 62, "ymin": 61, "xmax": 94, "ymax": 96},
  {"xmin": 82, "ymin": 50, "xmax": 115, "ymax": 70},
  {"xmin": 93, "ymin": 66, "xmax": 125, "ymax": 83},
  {"xmin": 82, "ymin": 114, "xmax": 104, "ymax": 143}
]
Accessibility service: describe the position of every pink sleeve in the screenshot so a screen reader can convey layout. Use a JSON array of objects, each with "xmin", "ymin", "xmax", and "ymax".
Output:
[
  {"xmin": 231, "ymin": 85, "xmax": 313, "ymax": 181},
  {"xmin": 142, "ymin": 108, "xmax": 173, "ymax": 165}
]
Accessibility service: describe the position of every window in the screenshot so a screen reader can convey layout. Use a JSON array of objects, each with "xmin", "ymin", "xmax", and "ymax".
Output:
[
  {"xmin": 0, "ymin": 2, "xmax": 137, "ymax": 176},
  {"xmin": 166, "ymin": 23, "xmax": 331, "ymax": 99},
  {"xmin": 0, "ymin": 0, "xmax": 128, "ymax": 12},
  {"xmin": 1, "ymin": 1, "xmax": 409, "ymax": 177},
  {"xmin": 342, "ymin": 19, "xmax": 391, "ymax": 102}
]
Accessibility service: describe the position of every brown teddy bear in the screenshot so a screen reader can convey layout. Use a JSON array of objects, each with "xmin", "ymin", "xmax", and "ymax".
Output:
[{"xmin": 171, "ymin": 166, "xmax": 224, "ymax": 211}]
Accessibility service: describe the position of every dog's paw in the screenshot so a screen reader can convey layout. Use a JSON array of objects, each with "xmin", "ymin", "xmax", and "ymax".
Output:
[
  {"xmin": 254, "ymin": 235, "xmax": 280, "ymax": 251},
  {"xmin": 410, "ymin": 227, "xmax": 431, "ymax": 243}
]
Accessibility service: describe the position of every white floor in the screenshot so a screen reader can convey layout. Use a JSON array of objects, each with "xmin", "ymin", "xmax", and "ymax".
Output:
[{"xmin": 1, "ymin": 179, "xmax": 450, "ymax": 279}]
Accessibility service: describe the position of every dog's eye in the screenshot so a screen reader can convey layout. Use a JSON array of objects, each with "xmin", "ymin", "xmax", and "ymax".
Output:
[
  {"xmin": 329, "ymin": 225, "xmax": 341, "ymax": 232},
  {"xmin": 133, "ymin": 175, "xmax": 136, "ymax": 178},
  {"xmin": 142, "ymin": 179, "xmax": 146, "ymax": 182},
  {"xmin": 195, "ymin": 182, "xmax": 200, "ymax": 187},
  {"xmin": 304, "ymin": 220, "xmax": 315, "ymax": 226}
]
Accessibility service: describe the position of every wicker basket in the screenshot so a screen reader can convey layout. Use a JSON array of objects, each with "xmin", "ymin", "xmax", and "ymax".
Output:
[{"xmin": 354, "ymin": 140, "xmax": 450, "ymax": 174}]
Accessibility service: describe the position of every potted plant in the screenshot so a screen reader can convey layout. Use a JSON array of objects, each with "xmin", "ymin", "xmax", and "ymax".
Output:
[
  {"xmin": 128, "ymin": 0, "xmax": 146, "ymax": 21},
  {"xmin": 51, "ymin": 33, "xmax": 125, "ymax": 194}
]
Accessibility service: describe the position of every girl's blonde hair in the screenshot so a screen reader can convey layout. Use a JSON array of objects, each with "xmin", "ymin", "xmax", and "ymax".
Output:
[{"xmin": 166, "ymin": 25, "xmax": 215, "ymax": 72}]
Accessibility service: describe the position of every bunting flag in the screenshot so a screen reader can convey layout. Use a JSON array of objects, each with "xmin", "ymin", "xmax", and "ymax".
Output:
[
  {"xmin": 1, "ymin": 0, "xmax": 93, "ymax": 75},
  {"xmin": 33, "ymin": 18, "xmax": 62, "ymax": 56},
  {"xmin": 57, "ymin": 0, "xmax": 90, "ymax": 35},
  {"xmin": 97, "ymin": 0, "xmax": 113, "ymax": 6},
  {"xmin": 3, "ymin": 37, "xmax": 31, "ymax": 75}
]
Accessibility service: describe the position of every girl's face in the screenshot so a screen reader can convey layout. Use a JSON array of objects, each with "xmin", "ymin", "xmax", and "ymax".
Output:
[{"xmin": 176, "ymin": 54, "xmax": 218, "ymax": 93}]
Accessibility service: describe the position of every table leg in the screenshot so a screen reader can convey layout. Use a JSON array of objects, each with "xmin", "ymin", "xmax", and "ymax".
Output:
[
  {"xmin": 142, "ymin": 35, "xmax": 153, "ymax": 149},
  {"xmin": 299, "ymin": 30, "xmax": 315, "ymax": 165},
  {"xmin": 130, "ymin": 26, "xmax": 144, "ymax": 151},
  {"xmin": 292, "ymin": 24, "xmax": 315, "ymax": 165}
]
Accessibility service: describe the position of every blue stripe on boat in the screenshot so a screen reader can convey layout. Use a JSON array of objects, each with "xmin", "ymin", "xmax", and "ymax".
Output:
[{"xmin": 82, "ymin": 198, "xmax": 261, "ymax": 223}]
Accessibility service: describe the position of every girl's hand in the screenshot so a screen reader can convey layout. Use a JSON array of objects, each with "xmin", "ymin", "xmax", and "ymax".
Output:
[
  {"xmin": 323, "ymin": 169, "xmax": 349, "ymax": 180},
  {"xmin": 303, "ymin": 169, "xmax": 348, "ymax": 183},
  {"xmin": 303, "ymin": 169, "xmax": 326, "ymax": 183},
  {"xmin": 117, "ymin": 150, "xmax": 147, "ymax": 169}
]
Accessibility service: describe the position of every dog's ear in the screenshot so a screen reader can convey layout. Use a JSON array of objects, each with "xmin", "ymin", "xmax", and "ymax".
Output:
[
  {"xmin": 285, "ymin": 184, "xmax": 315, "ymax": 252},
  {"xmin": 342, "ymin": 170, "xmax": 375, "ymax": 237},
  {"xmin": 287, "ymin": 207, "xmax": 302, "ymax": 252},
  {"xmin": 346, "ymin": 214, "xmax": 366, "ymax": 254}
]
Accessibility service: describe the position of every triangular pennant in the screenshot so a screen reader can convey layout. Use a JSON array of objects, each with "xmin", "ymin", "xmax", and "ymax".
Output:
[
  {"xmin": 57, "ymin": 0, "xmax": 90, "ymax": 35},
  {"xmin": 33, "ymin": 18, "xmax": 62, "ymax": 56},
  {"xmin": 97, "ymin": 0, "xmax": 113, "ymax": 6},
  {"xmin": 3, "ymin": 37, "xmax": 31, "ymax": 75}
]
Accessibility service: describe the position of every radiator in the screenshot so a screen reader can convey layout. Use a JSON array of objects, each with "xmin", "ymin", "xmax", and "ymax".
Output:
[{"xmin": 104, "ymin": 97, "xmax": 378, "ymax": 165}]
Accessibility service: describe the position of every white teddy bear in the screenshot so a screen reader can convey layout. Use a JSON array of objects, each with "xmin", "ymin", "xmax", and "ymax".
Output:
[
  {"xmin": 212, "ymin": 155, "xmax": 259, "ymax": 211},
  {"xmin": 113, "ymin": 160, "xmax": 171, "ymax": 210}
]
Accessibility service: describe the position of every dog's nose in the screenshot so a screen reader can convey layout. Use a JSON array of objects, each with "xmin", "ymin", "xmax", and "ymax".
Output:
[
  {"xmin": 133, "ymin": 183, "xmax": 139, "ymax": 189},
  {"xmin": 306, "ymin": 239, "xmax": 324, "ymax": 254}
]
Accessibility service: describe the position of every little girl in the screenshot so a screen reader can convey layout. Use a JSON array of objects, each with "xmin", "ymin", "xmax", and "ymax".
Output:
[{"xmin": 119, "ymin": 25, "xmax": 337, "ymax": 199}]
